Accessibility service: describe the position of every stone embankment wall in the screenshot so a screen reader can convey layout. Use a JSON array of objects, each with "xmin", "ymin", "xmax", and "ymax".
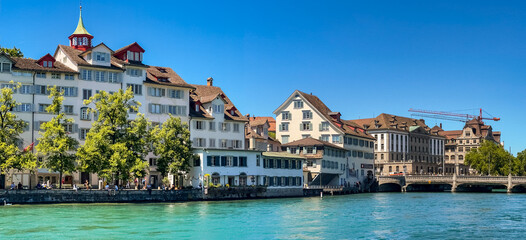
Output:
[{"xmin": 0, "ymin": 189, "xmax": 202, "ymax": 204}]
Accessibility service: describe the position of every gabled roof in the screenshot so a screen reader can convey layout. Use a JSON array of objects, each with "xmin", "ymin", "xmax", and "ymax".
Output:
[
  {"xmin": 290, "ymin": 90, "xmax": 374, "ymax": 139},
  {"xmin": 282, "ymin": 137, "xmax": 347, "ymax": 151},
  {"xmin": 80, "ymin": 42, "xmax": 114, "ymax": 55},
  {"xmin": 249, "ymin": 116, "xmax": 276, "ymax": 132},
  {"xmin": 352, "ymin": 113, "xmax": 433, "ymax": 134},
  {"xmin": 438, "ymin": 130, "xmax": 462, "ymax": 139},
  {"xmin": 55, "ymin": 45, "xmax": 124, "ymax": 70},
  {"xmin": 0, "ymin": 52, "xmax": 16, "ymax": 63},
  {"xmin": 114, "ymin": 42, "xmax": 145, "ymax": 55},
  {"xmin": 145, "ymin": 66, "xmax": 194, "ymax": 89},
  {"xmin": 12, "ymin": 57, "xmax": 77, "ymax": 73},
  {"xmin": 190, "ymin": 84, "xmax": 248, "ymax": 122}
]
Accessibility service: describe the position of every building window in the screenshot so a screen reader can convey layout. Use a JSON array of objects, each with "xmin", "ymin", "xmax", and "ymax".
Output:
[
  {"xmin": 167, "ymin": 105, "xmax": 186, "ymax": 116},
  {"xmin": 282, "ymin": 135, "xmax": 290, "ymax": 144},
  {"xmin": 169, "ymin": 89, "xmax": 183, "ymax": 99},
  {"xmin": 332, "ymin": 135, "xmax": 341, "ymax": 144},
  {"xmin": 300, "ymin": 122, "xmax": 312, "ymax": 131},
  {"xmin": 94, "ymin": 71, "xmax": 106, "ymax": 82},
  {"xmin": 195, "ymin": 121, "xmax": 205, "ymax": 130},
  {"xmin": 82, "ymin": 89, "xmax": 92, "ymax": 100},
  {"xmin": 302, "ymin": 110, "xmax": 312, "ymax": 119},
  {"xmin": 127, "ymin": 69, "xmax": 142, "ymax": 77},
  {"xmin": 64, "ymin": 74, "xmax": 74, "ymax": 80},
  {"xmin": 51, "ymin": 73, "xmax": 61, "ymax": 79},
  {"xmin": 79, "ymin": 128, "xmax": 89, "ymax": 140},
  {"xmin": 320, "ymin": 122, "xmax": 330, "ymax": 131},
  {"xmin": 36, "ymin": 72, "xmax": 46, "ymax": 78},
  {"xmin": 320, "ymin": 135, "xmax": 330, "ymax": 142},
  {"xmin": 209, "ymin": 139, "xmax": 216, "ymax": 148},
  {"xmin": 233, "ymin": 123, "xmax": 240, "ymax": 132},
  {"xmin": 80, "ymin": 69, "xmax": 92, "ymax": 80},
  {"xmin": 126, "ymin": 84, "xmax": 142, "ymax": 95},
  {"xmin": 193, "ymin": 138, "xmax": 206, "ymax": 147},
  {"xmin": 148, "ymin": 87, "xmax": 166, "ymax": 97},
  {"xmin": 280, "ymin": 123, "xmax": 289, "ymax": 132},
  {"xmin": 293, "ymin": 100, "xmax": 303, "ymax": 109},
  {"xmin": 149, "ymin": 104, "xmax": 162, "ymax": 114},
  {"xmin": 149, "ymin": 158, "xmax": 157, "ymax": 166},
  {"xmin": 80, "ymin": 107, "xmax": 90, "ymax": 120},
  {"xmin": 209, "ymin": 122, "xmax": 216, "ymax": 131},
  {"xmin": 302, "ymin": 134, "xmax": 311, "ymax": 139},
  {"xmin": 64, "ymin": 105, "xmax": 74, "ymax": 115},
  {"xmin": 222, "ymin": 123, "xmax": 230, "ymax": 132},
  {"xmin": 19, "ymin": 103, "xmax": 32, "ymax": 112},
  {"xmin": 39, "ymin": 104, "xmax": 50, "ymax": 113},
  {"xmin": 1, "ymin": 62, "xmax": 11, "ymax": 72},
  {"xmin": 281, "ymin": 111, "xmax": 291, "ymax": 120}
]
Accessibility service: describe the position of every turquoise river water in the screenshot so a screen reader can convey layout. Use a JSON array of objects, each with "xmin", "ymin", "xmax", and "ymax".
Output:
[{"xmin": 0, "ymin": 193, "xmax": 525, "ymax": 239}]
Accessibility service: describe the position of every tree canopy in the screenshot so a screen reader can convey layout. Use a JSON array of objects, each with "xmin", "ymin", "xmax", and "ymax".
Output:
[
  {"xmin": 76, "ymin": 88, "xmax": 150, "ymax": 185},
  {"xmin": 36, "ymin": 86, "xmax": 79, "ymax": 189},
  {"xmin": 0, "ymin": 46, "xmax": 23, "ymax": 57},
  {"xmin": 151, "ymin": 115, "xmax": 194, "ymax": 178},
  {"xmin": 465, "ymin": 140, "xmax": 514, "ymax": 176},
  {"xmin": 0, "ymin": 83, "xmax": 36, "ymax": 174}
]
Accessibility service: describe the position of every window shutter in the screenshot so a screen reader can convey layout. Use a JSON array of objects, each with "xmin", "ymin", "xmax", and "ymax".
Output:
[
  {"xmin": 299, "ymin": 123, "xmax": 303, "ymax": 130},
  {"xmin": 147, "ymin": 87, "xmax": 152, "ymax": 96},
  {"xmin": 73, "ymin": 124, "xmax": 79, "ymax": 133},
  {"xmin": 233, "ymin": 157, "xmax": 238, "ymax": 167},
  {"xmin": 73, "ymin": 87, "xmax": 78, "ymax": 97},
  {"xmin": 161, "ymin": 89, "xmax": 166, "ymax": 97},
  {"xmin": 148, "ymin": 103, "xmax": 152, "ymax": 113},
  {"xmin": 221, "ymin": 156, "xmax": 226, "ymax": 166},
  {"xmin": 313, "ymin": 147, "xmax": 317, "ymax": 154},
  {"xmin": 161, "ymin": 105, "xmax": 166, "ymax": 114},
  {"xmin": 319, "ymin": 123, "xmax": 322, "ymax": 131},
  {"xmin": 34, "ymin": 121, "xmax": 40, "ymax": 131},
  {"xmin": 207, "ymin": 156, "xmax": 212, "ymax": 166}
]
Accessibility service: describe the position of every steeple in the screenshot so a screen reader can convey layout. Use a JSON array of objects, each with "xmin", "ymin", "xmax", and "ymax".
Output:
[
  {"xmin": 68, "ymin": 4, "xmax": 93, "ymax": 51},
  {"xmin": 72, "ymin": 5, "xmax": 91, "ymax": 36}
]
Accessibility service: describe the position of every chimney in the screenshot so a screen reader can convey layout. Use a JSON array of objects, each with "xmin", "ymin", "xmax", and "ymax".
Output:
[
  {"xmin": 440, "ymin": 123, "xmax": 442, "ymax": 129},
  {"xmin": 207, "ymin": 77, "xmax": 213, "ymax": 86}
]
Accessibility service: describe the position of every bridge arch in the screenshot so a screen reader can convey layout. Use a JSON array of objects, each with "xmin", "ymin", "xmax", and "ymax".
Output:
[{"xmin": 378, "ymin": 183, "xmax": 402, "ymax": 192}]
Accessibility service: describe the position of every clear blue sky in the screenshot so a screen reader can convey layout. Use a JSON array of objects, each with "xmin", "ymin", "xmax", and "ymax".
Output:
[{"xmin": 1, "ymin": 1, "xmax": 524, "ymax": 154}]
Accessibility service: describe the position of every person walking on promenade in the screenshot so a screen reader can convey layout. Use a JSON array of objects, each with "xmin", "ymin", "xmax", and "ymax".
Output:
[
  {"xmin": 17, "ymin": 182, "xmax": 23, "ymax": 190},
  {"xmin": 10, "ymin": 182, "xmax": 15, "ymax": 190}
]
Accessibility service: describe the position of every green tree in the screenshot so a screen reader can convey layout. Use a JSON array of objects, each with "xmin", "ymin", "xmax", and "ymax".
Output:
[
  {"xmin": 513, "ymin": 150, "xmax": 526, "ymax": 176},
  {"xmin": 151, "ymin": 115, "xmax": 194, "ymax": 180},
  {"xmin": 76, "ymin": 88, "xmax": 150, "ymax": 186},
  {"xmin": 36, "ymin": 86, "xmax": 79, "ymax": 189},
  {"xmin": 0, "ymin": 46, "xmax": 23, "ymax": 57},
  {"xmin": 465, "ymin": 140, "xmax": 514, "ymax": 176},
  {"xmin": 0, "ymin": 83, "xmax": 36, "ymax": 176}
]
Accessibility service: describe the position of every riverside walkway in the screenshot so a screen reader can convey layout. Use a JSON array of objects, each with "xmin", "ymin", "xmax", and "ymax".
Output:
[{"xmin": 378, "ymin": 175, "xmax": 526, "ymax": 192}]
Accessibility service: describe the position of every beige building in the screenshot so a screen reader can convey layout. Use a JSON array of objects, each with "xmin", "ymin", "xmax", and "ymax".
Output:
[
  {"xmin": 245, "ymin": 116, "xmax": 281, "ymax": 152},
  {"xmin": 353, "ymin": 114, "xmax": 445, "ymax": 176},
  {"xmin": 435, "ymin": 119, "xmax": 501, "ymax": 175},
  {"xmin": 273, "ymin": 90, "xmax": 376, "ymax": 184}
]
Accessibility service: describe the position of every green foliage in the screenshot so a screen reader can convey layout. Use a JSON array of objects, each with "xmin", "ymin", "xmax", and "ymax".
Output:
[
  {"xmin": 0, "ymin": 83, "xmax": 36, "ymax": 174},
  {"xmin": 76, "ymin": 88, "xmax": 149, "ymax": 184},
  {"xmin": 513, "ymin": 150, "xmax": 526, "ymax": 176},
  {"xmin": 151, "ymin": 115, "xmax": 194, "ymax": 177},
  {"xmin": 268, "ymin": 131, "xmax": 276, "ymax": 139},
  {"xmin": 36, "ymin": 86, "xmax": 79, "ymax": 188},
  {"xmin": 465, "ymin": 140, "xmax": 514, "ymax": 176},
  {"xmin": 0, "ymin": 46, "xmax": 23, "ymax": 57}
]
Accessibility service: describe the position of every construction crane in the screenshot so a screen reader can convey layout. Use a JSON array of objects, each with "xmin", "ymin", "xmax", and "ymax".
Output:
[{"xmin": 408, "ymin": 108, "xmax": 500, "ymax": 124}]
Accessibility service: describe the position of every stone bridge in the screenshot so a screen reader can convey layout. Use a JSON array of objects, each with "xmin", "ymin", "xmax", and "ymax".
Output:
[{"xmin": 378, "ymin": 175, "xmax": 526, "ymax": 193}]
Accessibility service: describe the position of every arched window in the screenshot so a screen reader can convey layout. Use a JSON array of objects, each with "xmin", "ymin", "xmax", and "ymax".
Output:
[
  {"xmin": 459, "ymin": 155, "xmax": 464, "ymax": 161},
  {"xmin": 239, "ymin": 172, "xmax": 247, "ymax": 186},
  {"xmin": 451, "ymin": 155, "xmax": 456, "ymax": 160},
  {"xmin": 445, "ymin": 155, "xmax": 449, "ymax": 161},
  {"xmin": 80, "ymin": 107, "xmax": 90, "ymax": 120}
]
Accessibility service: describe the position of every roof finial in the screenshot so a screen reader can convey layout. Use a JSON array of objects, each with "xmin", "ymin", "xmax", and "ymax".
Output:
[{"xmin": 72, "ymin": 2, "xmax": 91, "ymax": 36}]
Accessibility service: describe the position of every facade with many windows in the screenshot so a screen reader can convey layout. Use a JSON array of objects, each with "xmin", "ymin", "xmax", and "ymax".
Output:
[
  {"xmin": 273, "ymin": 90, "xmax": 376, "ymax": 186},
  {"xmin": 353, "ymin": 114, "xmax": 445, "ymax": 176}
]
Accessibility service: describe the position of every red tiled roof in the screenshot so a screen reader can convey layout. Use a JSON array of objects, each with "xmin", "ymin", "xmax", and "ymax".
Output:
[
  {"xmin": 282, "ymin": 137, "xmax": 346, "ymax": 150},
  {"xmin": 250, "ymin": 116, "xmax": 276, "ymax": 132},
  {"xmin": 190, "ymin": 84, "xmax": 248, "ymax": 122},
  {"xmin": 12, "ymin": 57, "xmax": 77, "ymax": 73},
  {"xmin": 145, "ymin": 66, "xmax": 194, "ymax": 89}
]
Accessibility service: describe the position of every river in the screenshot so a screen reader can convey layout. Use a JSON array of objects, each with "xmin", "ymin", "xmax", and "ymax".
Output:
[{"xmin": 0, "ymin": 193, "xmax": 524, "ymax": 239}]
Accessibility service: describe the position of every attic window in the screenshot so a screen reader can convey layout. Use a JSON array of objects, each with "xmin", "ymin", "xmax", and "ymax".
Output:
[
  {"xmin": 230, "ymin": 109, "xmax": 235, "ymax": 115},
  {"xmin": 157, "ymin": 68, "xmax": 167, "ymax": 73},
  {"xmin": 158, "ymin": 77, "xmax": 169, "ymax": 82},
  {"xmin": 42, "ymin": 61, "xmax": 53, "ymax": 68}
]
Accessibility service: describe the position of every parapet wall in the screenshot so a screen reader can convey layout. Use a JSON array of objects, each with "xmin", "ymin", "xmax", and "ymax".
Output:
[{"xmin": 0, "ymin": 189, "xmax": 203, "ymax": 204}]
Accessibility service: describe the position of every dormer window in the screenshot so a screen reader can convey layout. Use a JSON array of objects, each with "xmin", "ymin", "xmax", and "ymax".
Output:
[
  {"xmin": 230, "ymin": 109, "xmax": 235, "ymax": 115},
  {"xmin": 42, "ymin": 61, "xmax": 53, "ymax": 68},
  {"xmin": 195, "ymin": 103, "xmax": 200, "ymax": 112},
  {"xmin": 158, "ymin": 78, "xmax": 169, "ymax": 82},
  {"xmin": 127, "ymin": 51, "xmax": 143, "ymax": 62},
  {"xmin": 157, "ymin": 68, "xmax": 167, "ymax": 73},
  {"xmin": 0, "ymin": 62, "xmax": 11, "ymax": 72},
  {"xmin": 95, "ymin": 52, "xmax": 109, "ymax": 62}
]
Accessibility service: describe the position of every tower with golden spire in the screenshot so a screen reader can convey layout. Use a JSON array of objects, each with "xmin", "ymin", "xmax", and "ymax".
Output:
[{"xmin": 68, "ymin": 4, "xmax": 93, "ymax": 51}]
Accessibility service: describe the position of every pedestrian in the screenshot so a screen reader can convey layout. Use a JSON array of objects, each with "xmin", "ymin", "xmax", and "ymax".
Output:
[
  {"xmin": 10, "ymin": 182, "xmax": 15, "ymax": 190},
  {"xmin": 84, "ymin": 180, "xmax": 89, "ymax": 190},
  {"xmin": 17, "ymin": 182, "xmax": 23, "ymax": 190},
  {"xmin": 147, "ymin": 184, "xmax": 152, "ymax": 195}
]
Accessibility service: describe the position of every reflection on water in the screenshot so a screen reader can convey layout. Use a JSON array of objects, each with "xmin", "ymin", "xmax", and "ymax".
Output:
[{"xmin": 0, "ymin": 193, "xmax": 526, "ymax": 239}]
